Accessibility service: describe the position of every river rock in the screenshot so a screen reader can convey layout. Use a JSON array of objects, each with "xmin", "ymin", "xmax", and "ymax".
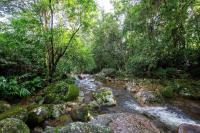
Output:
[
  {"xmin": 28, "ymin": 106, "xmax": 51, "ymax": 126},
  {"xmin": 0, "ymin": 101, "xmax": 11, "ymax": 113},
  {"xmin": 33, "ymin": 127, "xmax": 44, "ymax": 133},
  {"xmin": 125, "ymin": 82, "xmax": 138, "ymax": 93},
  {"xmin": 135, "ymin": 90, "xmax": 159, "ymax": 105},
  {"xmin": 91, "ymin": 87, "xmax": 116, "ymax": 107},
  {"xmin": 0, "ymin": 118, "xmax": 30, "ymax": 133},
  {"xmin": 70, "ymin": 105, "xmax": 92, "ymax": 122},
  {"xmin": 41, "ymin": 81, "xmax": 79, "ymax": 104},
  {"xmin": 44, "ymin": 122, "xmax": 111, "ymax": 133},
  {"xmin": 51, "ymin": 104, "xmax": 67, "ymax": 119},
  {"xmin": 44, "ymin": 114, "xmax": 72, "ymax": 127},
  {"xmin": 90, "ymin": 113, "xmax": 160, "ymax": 133},
  {"xmin": 178, "ymin": 123, "xmax": 200, "ymax": 133}
]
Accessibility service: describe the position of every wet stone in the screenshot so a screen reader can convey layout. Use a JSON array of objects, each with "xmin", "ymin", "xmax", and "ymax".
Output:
[{"xmin": 178, "ymin": 123, "xmax": 200, "ymax": 133}]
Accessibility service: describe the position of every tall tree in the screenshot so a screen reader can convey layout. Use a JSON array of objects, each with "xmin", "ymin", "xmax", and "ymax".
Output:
[{"xmin": 32, "ymin": 0, "xmax": 96, "ymax": 81}]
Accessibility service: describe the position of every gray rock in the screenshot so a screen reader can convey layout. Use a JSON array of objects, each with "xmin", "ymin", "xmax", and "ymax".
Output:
[
  {"xmin": 90, "ymin": 113, "xmax": 160, "ymax": 133},
  {"xmin": 91, "ymin": 87, "xmax": 116, "ymax": 107},
  {"xmin": 0, "ymin": 101, "xmax": 11, "ymax": 113},
  {"xmin": 125, "ymin": 82, "xmax": 138, "ymax": 93},
  {"xmin": 178, "ymin": 123, "xmax": 200, "ymax": 133},
  {"xmin": 135, "ymin": 90, "xmax": 159, "ymax": 105},
  {"xmin": 51, "ymin": 104, "xmax": 66, "ymax": 119},
  {"xmin": 70, "ymin": 105, "xmax": 92, "ymax": 122},
  {"xmin": 0, "ymin": 118, "xmax": 30, "ymax": 133},
  {"xmin": 28, "ymin": 106, "xmax": 50, "ymax": 125},
  {"xmin": 33, "ymin": 127, "xmax": 44, "ymax": 133},
  {"xmin": 44, "ymin": 122, "xmax": 111, "ymax": 133}
]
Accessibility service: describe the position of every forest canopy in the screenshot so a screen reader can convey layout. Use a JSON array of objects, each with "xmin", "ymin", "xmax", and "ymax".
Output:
[
  {"xmin": 0, "ymin": 1, "xmax": 200, "ymax": 133},
  {"xmin": 0, "ymin": 0, "xmax": 200, "ymax": 97}
]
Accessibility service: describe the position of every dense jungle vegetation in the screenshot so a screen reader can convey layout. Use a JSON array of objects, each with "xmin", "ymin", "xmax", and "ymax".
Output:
[
  {"xmin": 0, "ymin": 0, "xmax": 200, "ymax": 132},
  {"xmin": 1, "ymin": 0, "xmax": 199, "ymax": 97}
]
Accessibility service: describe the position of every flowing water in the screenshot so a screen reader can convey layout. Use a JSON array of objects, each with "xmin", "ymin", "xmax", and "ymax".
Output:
[{"xmin": 75, "ymin": 74, "xmax": 200, "ymax": 131}]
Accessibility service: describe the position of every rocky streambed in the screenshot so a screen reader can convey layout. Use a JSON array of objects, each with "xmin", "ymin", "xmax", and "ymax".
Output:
[
  {"xmin": 0, "ymin": 74, "xmax": 200, "ymax": 133},
  {"xmin": 75, "ymin": 74, "xmax": 200, "ymax": 133}
]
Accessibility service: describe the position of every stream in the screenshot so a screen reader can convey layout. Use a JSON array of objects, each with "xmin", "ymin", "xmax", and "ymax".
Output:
[{"xmin": 75, "ymin": 74, "xmax": 200, "ymax": 132}]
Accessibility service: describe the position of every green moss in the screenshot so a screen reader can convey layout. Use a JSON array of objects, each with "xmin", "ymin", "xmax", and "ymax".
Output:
[
  {"xmin": 26, "ymin": 104, "xmax": 41, "ymax": 111},
  {"xmin": 58, "ymin": 114, "xmax": 72, "ymax": 124},
  {"xmin": 42, "ymin": 81, "xmax": 80, "ymax": 104},
  {"xmin": 27, "ymin": 106, "xmax": 51, "ymax": 126},
  {"xmin": 65, "ymin": 84, "xmax": 80, "ymax": 101},
  {"xmin": 70, "ymin": 105, "xmax": 91, "ymax": 122},
  {"xmin": 46, "ymin": 122, "xmax": 111, "ymax": 133},
  {"xmin": 0, "ymin": 106, "xmax": 27, "ymax": 121},
  {"xmin": 0, "ymin": 118, "xmax": 30, "ymax": 133},
  {"xmin": 93, "ymin": 90, "xmax": 112, "ymax": 100}
]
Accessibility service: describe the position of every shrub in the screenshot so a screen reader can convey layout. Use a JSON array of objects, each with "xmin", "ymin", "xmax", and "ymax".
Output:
[
  {"xmin": 0, "ymin": 74, "xmax": 45, "ymax": 98},
  {"xmin": 0, "ymin": 76, "xmax": 31, "ymax": 97},
  {"xmin": 161, "ymin": 86, "xmax": 174, "ymax": 98}
]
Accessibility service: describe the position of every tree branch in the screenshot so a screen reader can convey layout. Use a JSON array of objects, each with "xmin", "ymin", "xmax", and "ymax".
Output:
[{"xmin": 54, "ymin": 25, "xmax": 81, "ymax": 66}]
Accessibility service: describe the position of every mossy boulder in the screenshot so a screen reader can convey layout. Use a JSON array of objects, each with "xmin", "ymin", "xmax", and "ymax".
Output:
[
  {"xmin": 27, "ymin": 106, "xmax": 51, "ymax": 126},
  {"xmin": 135, "ymin": 90, "xmax": 163, "ymax": 105},
  {"xmin": 0, "ymin": 118, "xmax": 30, "ymax": 133},
  {"xmin": 0, "ymin": 106, "xmax": 28, "ymax": 121},
  {"xmin": 51, "ymin": 104, "xmax": 67, "ymax": 119},
  {"xmin": 0, "ymin": 101, "xmax": 11, "ymax": 113},
  {"xmin": 91, "ymin": 87, "xmax": 116, "ymax": 107},
  {"xmin": 70, "ymin": 105, "xmax": 92, "ymax": 122},
  {"xmin": 44, "ymin": 122, "xmax": 111, "ymax": 133},
  {"xmin": 41, "ymin": 81, "xmax": 79, "ymax": 104}
]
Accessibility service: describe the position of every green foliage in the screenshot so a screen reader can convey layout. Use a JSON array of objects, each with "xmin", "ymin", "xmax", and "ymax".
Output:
[
  {"xmin": 0, "ymin": 76, "xmax": 31, "ymax": 97},
  {"xmin": 0, "ymin": 74, "xmax": 43, "ymax": 98},
  {"xmin": 91, "ymin": 0, "xmax": 198, "ymax": 78},
  {"xmin": 21, "ymin": 76, "xmax": 43, "ymax": 92},
  {"xmin": 0, "ymin": 0, "xmax": 97, "ymax": 80},
  {"xmin": 161, "ymin": 80, "xmax": 200, "ymax": 99},
  {"xmin": 65, "ymin": 84, "xmax": 80, "ymax": 101},
  {"xmin": 161, "ymin": 85, "xmax": 175, "ymax": 98},
  {"xmin": 64, "ymin": 77, "xmax": 76, "ymax": 84},
  {"xmin": 123, "ymin": 0, "xmax": 200, "ymax": 77},
  {"xmin": 92, "ymin": 14, "xmax": 125, "ymax": 71},
  {"xmin": 57, "ymin": 39, "xmax": 96, "ymax": 73}
]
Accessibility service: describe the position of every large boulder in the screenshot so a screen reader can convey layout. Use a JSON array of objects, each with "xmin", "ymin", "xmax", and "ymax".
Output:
[
  {"xmin": 51, "ymin": 104, "xmax": 67, "ymax": 119},
  {"xmin": 27, "ymin": 106, "xmax": 51, "ymax": 126},
  {"xmin": 40, "ymin": 82, "xmax": 79, "ymax": 104},
  {"xmin": 90, "ymin": 87, "xmax": 116, "ymax": 107},
  {"xmin": 44, "ymin": 122, "xmax": 111, "ymax": 133},
  {"xmin": 0, "ymin": 106, "xmax": 28, "ymax": 121},
  {"xmin": 135, "ymin": 90, "xmax": 162, "ymax": 105},
  {"xmin": 0, "ymin": 118, "xmax": 30, "ymax": 133},
  {"xmin": 70, "ymin": 105, "xmax": 92, "ymax": 122},
  {"xmin": 0, "ymin": 101, "xmax": 11, "ymax": 113},
  {"xmin": 178, "ymin": 123, "xmax": 200, "ymax": 133},
  {"xmin": 90, "ymin": 113, "xmax": 160, "ymax": 133}
]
